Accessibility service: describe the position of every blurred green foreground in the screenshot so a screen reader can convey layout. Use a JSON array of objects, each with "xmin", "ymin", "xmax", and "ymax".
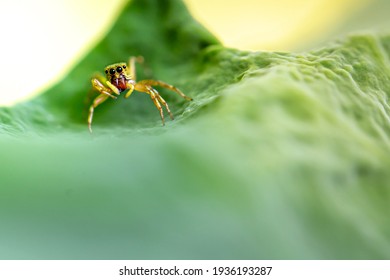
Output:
[{"xmin": 0, "ymin": 0, "xmax": 390, "ymax": 259}]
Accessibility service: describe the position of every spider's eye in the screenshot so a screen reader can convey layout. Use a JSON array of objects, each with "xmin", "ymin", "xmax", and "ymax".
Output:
[
  {"xmin": 123, "ymin": 65, "xmax": 126, "ymax": 69},
  {"xmin": 109, "ymin": 68, "xmax": 116, "ymax": 75},
  {"xmin": 105, "ymin": 70, "xmax": 108, "ymax": 74},
  {"xmin": 116, "ymin": 66, "xmax": 122, "ymax": 73}
]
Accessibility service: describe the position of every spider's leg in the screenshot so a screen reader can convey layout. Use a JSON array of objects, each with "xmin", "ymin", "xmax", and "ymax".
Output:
[
  {"xmin": 128, "ymin": 56, "xmax": 144, "ymax": 81},
  {"xmin": 88, "ymin": 94, "xmax": 109, "ymax": 133},
  {"xmin": 92, "ymin": 77, "xmax": 117, "ymax": 99},
  {"xmin": 152, "ymin": 88, "xmax": 174, "ymax": 120},
  {"xmin": 105, "ymin": 81, "xmax": 120, "ymax": 96},
  {"xmin": 139, "ymin": 80, "xmax": 192, "ymax": 101},
  {"xmin": 124, "ymin": 83, "xmax": 135, "ymax": 99},
  {"xmin": 135, "ymin": 83, "xmax": 165, "ymax": 125},
  {"xmin": 150, "ymin": 90, "xmax": 165, "ymax": 125}
]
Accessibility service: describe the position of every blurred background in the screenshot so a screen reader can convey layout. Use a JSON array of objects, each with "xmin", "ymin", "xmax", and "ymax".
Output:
[
  {"xmin": 0, "ymin": 0, "xmax": 387, "ymax": 105},
  {"xmin": 1, "ymin": 0, "xmax": 390, "ymax": 260}
]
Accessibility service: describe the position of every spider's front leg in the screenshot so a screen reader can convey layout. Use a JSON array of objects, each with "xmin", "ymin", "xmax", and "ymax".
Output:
[
  {"xmin": 88, "ymin": 77, "xmax": 117, "ymax": 133},
  {"xmin": 128, "ymin": 56, "xmax": 144, "ymax": 81},
  {"xmin": 91, "ymin": 75, "xmax": 118, "ymax": 99},
  {"xmin": 88, "ymin": 94, "xmax": 109, "ymax": 133},
  {"xmin": 123, "ymin": 55, "xmax": 143, "ymax": 98}
]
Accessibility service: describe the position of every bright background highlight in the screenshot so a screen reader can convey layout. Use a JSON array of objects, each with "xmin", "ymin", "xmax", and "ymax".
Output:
[{"xmin": 0, "ymin": 0, "xmax": 378, "ymax": 105}]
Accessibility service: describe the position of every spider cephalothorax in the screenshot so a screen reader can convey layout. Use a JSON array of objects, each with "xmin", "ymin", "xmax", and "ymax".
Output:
[
  {"xmin": 88, "ymin": 56, "xmax": 192, "ymax": 132},
  {"xmin": 104, "ymin": 63, "xmax": 133, "ymax": 93}
]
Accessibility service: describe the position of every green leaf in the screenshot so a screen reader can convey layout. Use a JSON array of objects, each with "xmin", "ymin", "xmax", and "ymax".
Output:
[{"xmin": 1, "ymin": 0, "xmax": 390, "ymax": 259}]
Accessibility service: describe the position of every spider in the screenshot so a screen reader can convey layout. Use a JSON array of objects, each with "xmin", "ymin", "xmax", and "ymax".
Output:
[{"xmin": 87, "ymin": 56, "xmax": 192, "ymax": 132}]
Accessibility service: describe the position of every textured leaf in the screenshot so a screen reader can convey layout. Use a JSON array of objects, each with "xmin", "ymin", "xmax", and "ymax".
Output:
[{"xmin": 1, "ymin": 0, "xmax": 390, "ymax": 259}]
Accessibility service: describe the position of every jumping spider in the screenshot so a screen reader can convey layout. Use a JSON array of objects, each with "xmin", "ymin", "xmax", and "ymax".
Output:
[{"xmin": 88, "ymin": 56, "xmax": 192, "ymax": 132}]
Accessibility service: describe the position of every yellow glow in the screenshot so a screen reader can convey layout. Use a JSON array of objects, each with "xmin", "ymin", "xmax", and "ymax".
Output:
[
  {"xmin": 0, "ymin": 0, "xmax": 373, "ymax": 106},
  {"xmin": 185, "ymin": 0, "xmax": 370, "ymax": 51},
  {"xmin": 0, "ymin": 0, "xmax": 126, "ymax": 106}
]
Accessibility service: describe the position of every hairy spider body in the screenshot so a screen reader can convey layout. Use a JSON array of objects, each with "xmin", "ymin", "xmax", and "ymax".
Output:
[{"xmin": 87, "ymin": 56, "xmax": 192, "ymax": 132}]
